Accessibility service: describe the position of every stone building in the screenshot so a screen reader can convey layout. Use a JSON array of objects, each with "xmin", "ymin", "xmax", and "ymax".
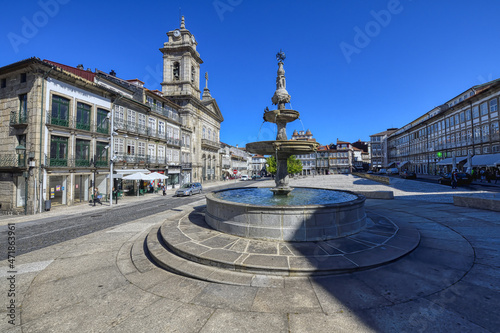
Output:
[
  {"xmin": 369, "ymin": 128, "xmax": 398, "ymax": 171},
  {"xmin": 386, "ymin": 79, "xmax": 500, "ymax": 174},
  {"xmin": 160, "ymin": 17, "xmax": 224, "ymax": 183},
  {"xmin": 291, "ymin": 129, "xmax": 317, "ymax": 176},
  {"xmin": 0, "ymin": 58, "xmax": 116, "ymax": 214}
]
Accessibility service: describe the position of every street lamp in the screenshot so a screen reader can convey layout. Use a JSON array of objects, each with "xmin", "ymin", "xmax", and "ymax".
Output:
[{"xmin": 15, "ymin": 144, "xmax": 28, "ymax": 215}]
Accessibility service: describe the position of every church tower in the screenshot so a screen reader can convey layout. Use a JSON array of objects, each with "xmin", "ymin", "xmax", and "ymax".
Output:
[{"xmin": 160, "ymin": 16, "xmax": 202, "ymax": 99}]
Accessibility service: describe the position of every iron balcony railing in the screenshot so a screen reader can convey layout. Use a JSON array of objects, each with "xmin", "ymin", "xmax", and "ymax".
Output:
[
  {"xmin": 0, "ymin": 154, "xmax": 26, "ymax": 168},
  {"xmin": 46, "ymin": 112, "xmax": 109, "ymax": 134},
  {"xmin": 10, "ymin": 111, "xmax": 28, "ymax": 126}
]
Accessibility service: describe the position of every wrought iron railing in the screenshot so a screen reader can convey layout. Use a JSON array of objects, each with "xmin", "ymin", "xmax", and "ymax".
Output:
[
  {"xmin": 10, "ymin": 111, "xmax": 28, "ymax": 125},
  {"xmin": 0, "ymin": 154, "xmax": 25, "ymax": 168}
]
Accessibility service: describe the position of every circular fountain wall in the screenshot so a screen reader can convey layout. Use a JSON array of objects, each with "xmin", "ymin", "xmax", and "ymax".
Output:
[{"xmin": 205, "ymin": 187, "xmax": 366, "ymax": 242}]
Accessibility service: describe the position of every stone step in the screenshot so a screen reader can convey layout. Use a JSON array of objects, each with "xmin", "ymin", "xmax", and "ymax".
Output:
[{"xmin": 145, "ymin": 207, "xmax": 420, "ymax": 282}]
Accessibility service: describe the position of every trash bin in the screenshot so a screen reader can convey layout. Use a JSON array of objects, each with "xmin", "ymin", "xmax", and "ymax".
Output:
[{"xmin": 44, "ymin": 200, "xmax": 51, "ymax": 211}]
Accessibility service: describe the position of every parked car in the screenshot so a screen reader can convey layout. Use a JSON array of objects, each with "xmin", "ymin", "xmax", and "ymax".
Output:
[
  {"xmin": 387, "ymin": 168, "xmax": 399, "ymax": 175},
  {"xmin": 175, "ymin": 182, "xmax": 203, "ymax": 196},
  {"xmin": 366, "ymin": 170, "xmax": 374, "ymax": 174},
  {"xmin": 438, "ymin": 173, "xmax": 472, "ymax": 186},
  {"xmin": 400, "ymin": 170, "xmax": 417, "ymax": 179},
  {"xmin": 378, "ymin": 169, "xmax": 387, "ymax": 174},
  {"xmin": 251, "ymin": 175, "xmax": 262, "ymax": 180},
  {"xmin": 241, "ymin": 175, "xmax": 249, "ymax": 181}
]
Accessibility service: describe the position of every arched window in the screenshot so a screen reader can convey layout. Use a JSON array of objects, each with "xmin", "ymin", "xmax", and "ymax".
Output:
[
  {"xmin": 208, "ymin": 128, "xmax": 211, "ymax": 141},
  {"xmin": 203, "ymin": 127, "xmax": 206, "ymax": 139},
  {"xmin": 173, "ymin": 62, "xmax": 180, "ymax": 80}
]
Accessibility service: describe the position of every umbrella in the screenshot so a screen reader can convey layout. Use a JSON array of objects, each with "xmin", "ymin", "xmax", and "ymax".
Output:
[
  {"xmin": 149, "ymin": 172, "xmax": 168, "ymax": 180},
  {"xmin": 122, "ymin": 172, "xmax": 155, "ymax": 196},
  {"xmin": 122, "ymin": 172, "xmax": 155, "ymax": 180}
]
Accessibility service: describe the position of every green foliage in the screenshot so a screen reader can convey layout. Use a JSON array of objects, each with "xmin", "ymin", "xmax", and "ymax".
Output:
[
  {"xmin": 287, "ymin": 155, "xmax": 303, "ymax": 175},
  {"xmin": 265, "ymin": 155, "xmax": 302, "ymax": 175},
  {"xmin": 266, "ymin": 156, "xmax": 277, "ymax": 174}
]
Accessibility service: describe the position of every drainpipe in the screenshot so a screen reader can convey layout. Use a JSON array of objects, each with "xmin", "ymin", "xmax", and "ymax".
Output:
[{"xmin": 39, "ymin": 67, "xmax": 53, "ymax": 213}]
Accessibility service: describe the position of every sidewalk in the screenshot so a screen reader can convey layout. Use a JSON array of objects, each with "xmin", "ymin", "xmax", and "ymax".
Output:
[
  {"xmin": 0, "ymin": 179, "xmax": 231, "ymax": 226},
  {"xmin": 1, "ymin": 174, "xmax": 498, "ymax": 332}
]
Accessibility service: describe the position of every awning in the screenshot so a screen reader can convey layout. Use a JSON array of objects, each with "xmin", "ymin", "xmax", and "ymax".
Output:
[
  {"xmin": 114, "ymin": 169, "xmax": 150, "ymax": 175},
  {"xmin": 471, "ymin": 153, "xmax": 500, "ymax": 167},
  {"xmin": 387, "ymin": 162, "xmax": 396, "ymax": 167},
  {"xmin": 436, "ymin": 157, "xmax": 467, "ymax": 166},
  {"xmin": 398, "ymin": 161, "xmax": 409, "ymax": 168}
]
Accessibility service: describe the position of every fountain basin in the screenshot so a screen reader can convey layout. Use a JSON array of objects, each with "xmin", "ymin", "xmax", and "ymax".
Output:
[
  {"xmin": 205, "ymin": 187, "xmax": 366, "ymax": 242},
  {"xmin": 246, "ymin": 140, "xmax": 320, "ymax": 156},
  {"xmin": 263, "ymin": 109, "xmax": 300, "ymax": 123}
]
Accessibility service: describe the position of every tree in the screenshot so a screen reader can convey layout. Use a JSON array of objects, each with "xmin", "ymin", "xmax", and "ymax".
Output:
[
  {"xmin": 265, "ymin": 155, "xmax": 302, "ymax": 175},
  {"xmin": 287, "ymin": 155, "xmax": 303, "ymax": 175},
  {"xmin": 266, "ymin": 156, "xmax": 277, "ymax": 174}
]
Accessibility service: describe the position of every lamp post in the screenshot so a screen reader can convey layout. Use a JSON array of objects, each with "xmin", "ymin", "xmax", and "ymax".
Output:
[
  {"xmin": 15, "ymin": 144, "xmax": 28, "ymax": 215},
  {"xmin": 90, "ymin": 145, "xmax": 109, "ymax": 206}
]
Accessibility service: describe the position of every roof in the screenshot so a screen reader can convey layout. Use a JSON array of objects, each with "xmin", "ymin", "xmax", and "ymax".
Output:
[
  {"xmin": 43, "ymin": 60, "xmax": 96, "ymax": 82},
  {"xmin": 370, "ymin": 128, "xmax": 398, "ymax": 137}
]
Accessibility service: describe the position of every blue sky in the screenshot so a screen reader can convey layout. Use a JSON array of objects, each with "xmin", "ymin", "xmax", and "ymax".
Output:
[{"xmin": 2, "ymin": 0, "xmax": 500, "ymax": 147}]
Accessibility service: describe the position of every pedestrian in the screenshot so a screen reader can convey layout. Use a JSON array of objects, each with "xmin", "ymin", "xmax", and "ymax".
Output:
[
  {"xmin": 162, "ymin": 185, "xmax": 166, "ymax": 196},
  {"xmin": 94, "ymin": 187, "xmax": 103, "ymax": 205},
  {"xmin": 451, "ymin": 169, "xmax": 458, "ymax": 189},
  {"xmin": 495, "ymin": 169, "xmax": 500, "ymax": 184},
  {"xmin": 486, "ymin": 169, "xmax": 492, "ymax": 183},
  {"xmin": 480, "ymin": 168, "xmax": 485, "ymax": 182}
]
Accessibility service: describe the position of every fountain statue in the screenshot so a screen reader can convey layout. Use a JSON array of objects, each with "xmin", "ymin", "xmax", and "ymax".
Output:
[
  {"xmin": 204, "ymin": 51, "xmax": 367, "ymax": 241},
  {"xmin": 246, "ymin": 50, "xmax": 319, "ymax": 195}
]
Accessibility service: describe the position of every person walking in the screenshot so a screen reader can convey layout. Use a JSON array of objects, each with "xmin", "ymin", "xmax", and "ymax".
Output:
[
  {"xmin": 162, "ymin": 185, "xmax": 167, "ymax": 196},
  {"xmin": 480, "ymin": 168, "xmax": 485, "ymax": 182},
  {"xmin": 495, "ymin": 169, "xmax": 500, "ymax": 184},
  {"xmin": 451, "ymin": 169, "xmax": 458, "ymax": 189}
]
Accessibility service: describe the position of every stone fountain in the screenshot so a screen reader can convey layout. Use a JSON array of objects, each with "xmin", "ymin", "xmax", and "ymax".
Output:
[
  {"xmin": 246, "ymin": 50, "xmax": 319, "ymax": 195},
  {"xmin": 144, "ymin": 51, "xmax": 420, "ymax": 282},
  {"xmin": 204, "ymin": 51, "xmax": 367, "ymax": 241}
]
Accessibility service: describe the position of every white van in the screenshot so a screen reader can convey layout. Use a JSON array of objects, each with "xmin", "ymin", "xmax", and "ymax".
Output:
[{"xmin": 241, "ymin": 175, "xmax": 249, "ymax": 181}]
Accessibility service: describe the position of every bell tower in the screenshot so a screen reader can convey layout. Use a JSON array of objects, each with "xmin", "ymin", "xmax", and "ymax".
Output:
[{"xmin": 160, "ymin": 16, "xmax": 203, "ymax": 99}]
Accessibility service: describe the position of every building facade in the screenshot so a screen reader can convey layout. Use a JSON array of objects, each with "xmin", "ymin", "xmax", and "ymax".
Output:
[
  {"xmin": 386, "ymin": 79, "xmax": 500, "ymax": 174},
  {"xmin": 369, "ymin": 128, "xmax": 397, "ymax": 171},
  {"xmin": 160, "ymin": 16, "xmax": 224, "ymax": 183},
  {"xmin": 0, "ymin": 58, "xmax": 116, "ymax": 214}
]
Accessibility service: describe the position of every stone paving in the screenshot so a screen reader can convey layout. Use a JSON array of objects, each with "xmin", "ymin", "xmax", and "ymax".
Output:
[{"xmin": 1, "ymin": 175, "xmax": 499, "ymax": 332}]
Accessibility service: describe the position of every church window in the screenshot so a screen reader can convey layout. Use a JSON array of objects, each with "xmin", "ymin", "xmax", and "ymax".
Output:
[
  {"xmin": 173, "ymin": 62, "xmax": 180, "ymax": 80},
  {"xmin": 191, "ymin": 66, "xmax": 195, "ymax": 83}
]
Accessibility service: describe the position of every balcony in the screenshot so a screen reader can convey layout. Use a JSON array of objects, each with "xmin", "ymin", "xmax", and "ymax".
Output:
[
  {"xmin": 202, "ymin": 139, "xmax": 221, "ymax": 151},
  {"xmin": 10, "ymin": 111, "xmax": 28, "ymax": 127},
  {"xmin": 47, "ymin": 112, "xmax": 70, "ymax": 127},
  {"xmin": 167, "ymin": 137, "xmax": 181, "ymax": 147},
  {"xmin": 0, "ymin": 154, "xmax": 26, "ymax": 168}
]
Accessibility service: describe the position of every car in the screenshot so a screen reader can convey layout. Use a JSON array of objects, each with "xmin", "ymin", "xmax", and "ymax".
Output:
[
  {"xmin": 241, "ymin": 175, "xmax": 249, "ymax": 181},
  {"xmin": 438, "ymin": 173, "xmax": 472, "ymax": 186},
  {"xmin": 251, "ymin": 175, "xmax": 262, "ymax": 180},
  {"xmin": 175, "ymin": 182, "xmax": 203, "ymax": 196},
  {"xmin": 387, "ymin": 168, "xmax": 399, "ymax": 175},
  {"xmin": 366, "ymin": 170, "xmax": 374, "ymax": 174},
  {"xmin": 378, "ymin": 169, "xmax": 387, "ymax": 174},
  {"xmin": 400, "ymin": 170, "xmax": 417, "ymax": 179}
]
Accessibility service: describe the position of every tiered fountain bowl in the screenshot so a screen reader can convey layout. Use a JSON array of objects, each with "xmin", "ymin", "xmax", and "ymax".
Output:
[{"xmin": 205, "ymin": 51, "xmax": 367, "ymax": 241}]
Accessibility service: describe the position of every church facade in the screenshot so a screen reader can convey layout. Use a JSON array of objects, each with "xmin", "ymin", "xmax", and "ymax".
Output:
[{"xmin": 160, "ymin": 17, "xmax": 224, "ymax": 183}]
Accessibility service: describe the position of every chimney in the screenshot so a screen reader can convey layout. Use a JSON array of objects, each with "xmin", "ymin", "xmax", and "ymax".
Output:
[
  {"xmin": 109, "ymin": 70, "xmax": 116, "ymax": 76},
  {"xmin": 76, "ymin": 64, "xmax": 84, "ymax": 70}
]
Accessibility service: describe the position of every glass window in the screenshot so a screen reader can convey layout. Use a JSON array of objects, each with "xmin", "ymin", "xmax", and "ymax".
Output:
[
  {"xmin": 465, "ymin": 109, "xmax": 471, "ymax": 121},
  {"xmin": 480, "ymin": 102, "xmax": 488, "ymax": 116},
  {"xmin": 96, "ymin": 108, "xmax": 109, "ymax": 134},
  {"xmin": 138, "ymin": 142, "xmax": 146, "ymax": 156},
  {"xmin": 472, "ymin": 105, "xmax": 479, "ymax": 118},
  {"xmin": 489, "ymin": 98, "xmax": 498, "ymax": 112},
  {"xmin": 96, "ymin": 142, "xmax": 108, "ymax": 166},
  {"xmin": 449, "ymin": 116, "xmax": 454, "ymax": 126},
  {"xmin": 75, "ymin": 139, "xmax": 90, "ymax": 166},
  {"xmin": 459, "ymin": 112, "xmax": 465, "ymax": 123},
  {"xmin": 51, "ymin": 95, "xmax": 69, "ymax": 126},
  {"xmin": 127, "ymin": 140, "xmax": 135, "ymax": 155},
  {"xmin": 76, "ymin": 102, "xmax": 91, "ymax": 130},
  {"xmin": 50, "ymin": 136, "xmax": 68, "ymax": 166}
]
